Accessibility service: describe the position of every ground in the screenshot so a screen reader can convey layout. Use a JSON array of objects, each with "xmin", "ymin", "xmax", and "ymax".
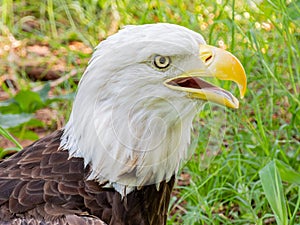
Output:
[{"xmin": 0, "ymin": 1, "xmax": 299, "ymax": 224}]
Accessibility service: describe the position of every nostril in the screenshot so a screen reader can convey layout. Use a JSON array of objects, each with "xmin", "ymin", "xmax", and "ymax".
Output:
[{"xmin": 205, "ymin": 55, "xmax": 212, "ymax": 63}]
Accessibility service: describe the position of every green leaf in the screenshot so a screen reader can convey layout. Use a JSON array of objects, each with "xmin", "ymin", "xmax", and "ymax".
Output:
[
  {"xmin": 25, "ymin": 118, "xmax": 44, "ymax": 127},
  {"xmin": 14, "ymin": 129, "xmax": 39, "ymax": 141},
  {"xmin": 0, "ymin": 113, "xmax": 34, "ymax": 128},
  {"xmin": 14, "ymin": 90, "xmax": 44, "ymax": 113},
  {"xmin": 275, "ymin": 159, "xmax": 300, "ymax": 185},
  {"xmin": 259, "ymin": 161, "xmax": 288, "ymax": 225},
  {"xmin": 0, "ymin": 100, "xmax": 20, "ymax": 114},
  {"xmin": 37, "ymin": 82, "xmax": 51, "ymax": 102}
]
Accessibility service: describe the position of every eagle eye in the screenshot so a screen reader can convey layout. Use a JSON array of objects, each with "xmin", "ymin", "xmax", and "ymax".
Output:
[{"xmin": 153, "ymin": 55, "xmax": 171, "ymax": 69}]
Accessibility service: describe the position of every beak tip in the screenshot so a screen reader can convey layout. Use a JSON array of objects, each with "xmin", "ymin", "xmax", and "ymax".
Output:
[
  {"xmin": 240, "ymin": 91, "xmax": 245, "ymax": 99},
  {"xmin": 238, "ymin": 81, "xmax": 247, "ymax": 99}
]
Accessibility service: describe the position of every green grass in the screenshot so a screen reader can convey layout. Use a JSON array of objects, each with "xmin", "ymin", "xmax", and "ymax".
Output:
[{"xmin": 1, "ymin": 0, "xmax": 299, "ymax": 224}]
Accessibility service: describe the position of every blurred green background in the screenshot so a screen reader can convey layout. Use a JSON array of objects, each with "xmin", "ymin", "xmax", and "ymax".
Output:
[{"xmin": 0, "ymin": 0, "xmax": 299, "ymax": 224}]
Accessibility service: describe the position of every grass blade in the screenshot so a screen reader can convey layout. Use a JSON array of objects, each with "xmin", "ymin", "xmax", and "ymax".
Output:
[
  {"xmin": 0, "ymin": 126, "xmax": 22, "ymax": 150},
  {"xmin": 259, "ymin": 160, "xmax": 288, "ymax": 225},
  {"xmin": 275, "ymin": 159, "xmax": 300, "ymax": 186}
]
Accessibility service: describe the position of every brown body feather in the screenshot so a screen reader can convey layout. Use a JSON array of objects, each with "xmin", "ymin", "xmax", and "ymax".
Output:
[{"xmin": 0, "ymin": 130, "xmax": 175, "ymax": 225}]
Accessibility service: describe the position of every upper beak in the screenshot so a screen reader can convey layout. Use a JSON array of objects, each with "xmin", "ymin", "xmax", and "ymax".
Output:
[{"xmin": 164, "ymin": 44, "xmax": 247, "ymax": 109}]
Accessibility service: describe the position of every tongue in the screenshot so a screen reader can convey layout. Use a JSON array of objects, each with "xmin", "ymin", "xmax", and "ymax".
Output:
[
  {"xmin": 168, "ymin": 77, "xmax": 215, "ymax": 89},
  {"xmin": 168, "ymin": 77, "xmax": 236, "ymax": 103}
]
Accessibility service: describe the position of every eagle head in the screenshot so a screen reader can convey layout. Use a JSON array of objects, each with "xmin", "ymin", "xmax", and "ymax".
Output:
[{"xmin": 60, "ymin": 23, "xmax": 246, "ymax": 195}]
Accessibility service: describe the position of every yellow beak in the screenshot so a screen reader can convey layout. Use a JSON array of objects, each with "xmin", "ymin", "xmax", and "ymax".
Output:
[{"xmin": 164, "ymin": 44, "xmax": 247, "ymax": 109}]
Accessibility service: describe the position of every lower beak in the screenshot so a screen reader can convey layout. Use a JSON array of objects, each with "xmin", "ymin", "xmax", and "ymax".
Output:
[{"xmin": 164, "ymin": 45, "xmax": 247, "ymax": 109}]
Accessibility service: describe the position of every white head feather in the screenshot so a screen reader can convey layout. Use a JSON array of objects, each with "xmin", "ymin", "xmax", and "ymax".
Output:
[{"xmin": 60, "ymin": 23, "xmax": 207, "ymax": 196}]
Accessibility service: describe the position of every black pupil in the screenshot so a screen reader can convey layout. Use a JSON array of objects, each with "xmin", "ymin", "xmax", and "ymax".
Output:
[{"xmin": 159, "ymin": 57, "xmax": 166, "ymax": 65}]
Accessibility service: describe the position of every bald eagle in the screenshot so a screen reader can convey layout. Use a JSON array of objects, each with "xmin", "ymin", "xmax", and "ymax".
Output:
[{"xmin": 0, "ymin": 23, "xmax": 246, "ymax": 225}]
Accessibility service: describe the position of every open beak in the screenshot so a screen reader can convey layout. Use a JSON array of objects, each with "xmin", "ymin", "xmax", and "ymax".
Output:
[{"xmin": 164, "ymin": 45, "xmax": 247, "ymax": 108}]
